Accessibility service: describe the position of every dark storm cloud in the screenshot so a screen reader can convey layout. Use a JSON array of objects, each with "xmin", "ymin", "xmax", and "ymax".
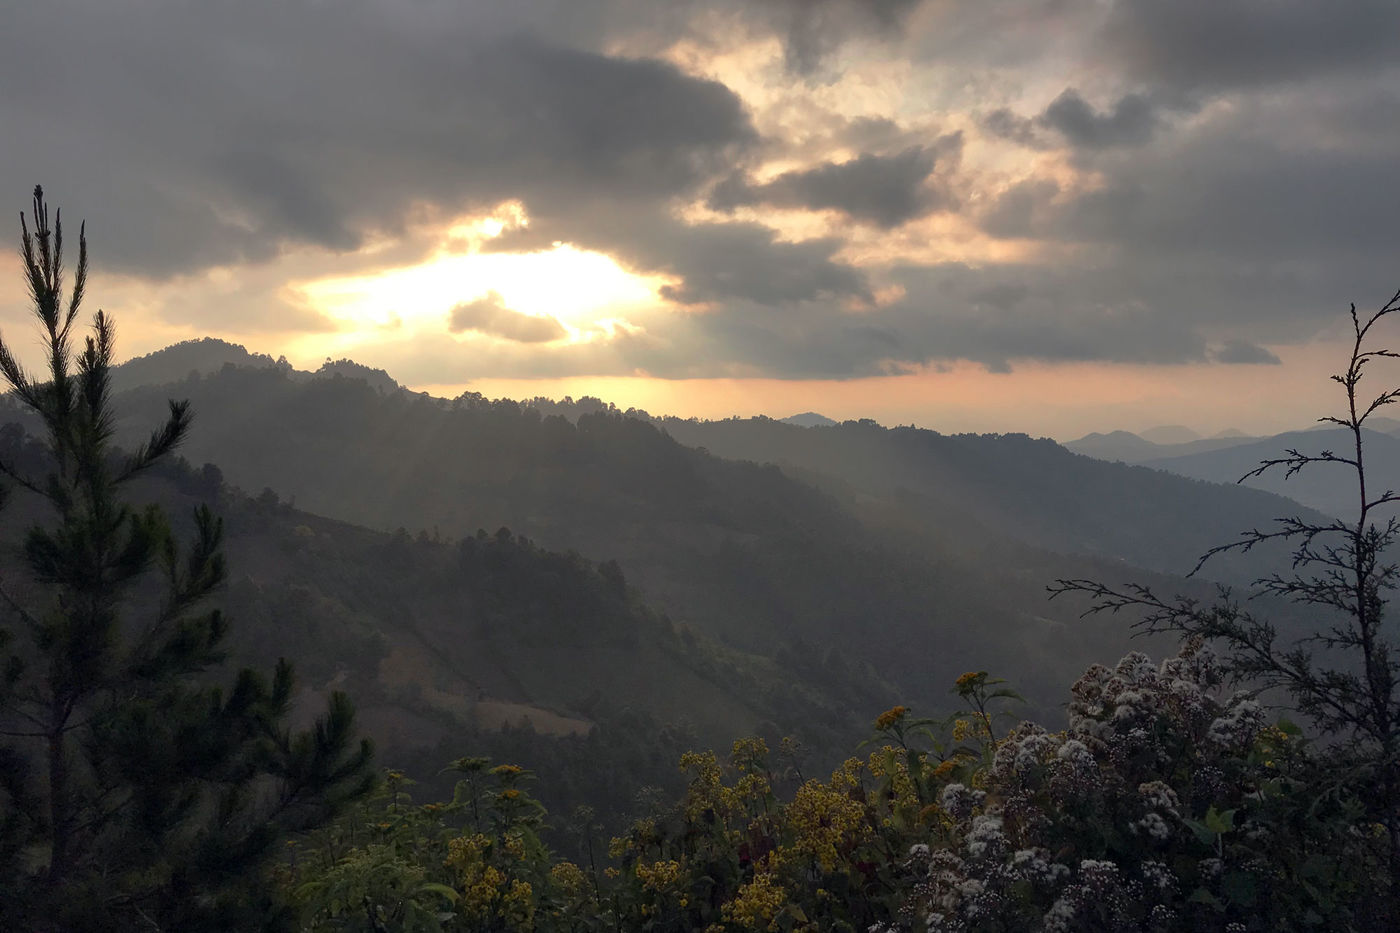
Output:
[
  {"xmin": 484, "ymin": 203, "xmax": 870, "ymax": 306},
  {"xmin": 448, "ymin": 292, "xmax": 567, "ymax": 344},
  {"xmin": 978, "ymin": 109, "xmax": 1400, "ymax": 274},
  {"xmin": 0, "ymin": 1, "xmax": 757, "ymax": 281},
  {"xmin": 466, "ymin": 0, "xmax": 928, "ymax": 75},
  {"xmin": 1101, "ymin": 0, "xmax": 1400, "ymax": 91},
  {"xmin": 665, "ymin": 288, "xmax": 1205, "ymax": 377},
  {"xmin": 649, "ymin": 225, "xmax": 867, "ymax": 305},
  {"xmin": 708, "ymin": 140, "xmax": 959, "ymax": 228},
  {"xmin": 5, "ymin": 0, "xmax": 1398, "ymax": 378}
]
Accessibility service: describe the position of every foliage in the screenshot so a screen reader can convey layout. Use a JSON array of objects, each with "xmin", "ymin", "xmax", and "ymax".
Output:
[
  {"xmin": 1052, "ymin": 288, "xmax": 1400, "ymax": 921},
  {"xmin": 282, "ymin": 286, "xmax": 1400, "ymax": 930},
  {"xmin": 0, "ymin": 188, "xmax": 373, "ymax": 930},
  {"xmin": 285, "ymin": 647, "xmax": 1380, "ymax": 931},
  {"xmin": 878, "ymin": 642, "xmax": 1378, "ymax": 931}
]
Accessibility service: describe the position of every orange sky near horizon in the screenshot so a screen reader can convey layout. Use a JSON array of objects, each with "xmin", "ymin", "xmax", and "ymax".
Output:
[
  {"xmin": 0, "ymin": 228, "xmax": 1367, "ymax": 445},
  {"xmin": 410, "ymin": 339, "xmax": 1351, "ymax": 443}
]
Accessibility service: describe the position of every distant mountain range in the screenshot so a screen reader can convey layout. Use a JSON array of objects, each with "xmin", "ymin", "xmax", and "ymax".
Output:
[
  {"xmin": 1066, "ymin": 430, "xmax": 1264, "ymax": 465},
  {"xmin": 1067, "ymin": 419, "xmax": 1400, "ymax": 518},
  {"xmin": 10, "ymin": 335, "xmax": 1326, "ymax": 771},
  {"xmin": 1139, "ymin": 429, "xmax": 1400, "ymax": 520}
]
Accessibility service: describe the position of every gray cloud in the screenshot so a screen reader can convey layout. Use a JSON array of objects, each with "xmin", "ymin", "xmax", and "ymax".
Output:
[
  {"xmin": 773, "ymin": 0, "xmax": 925, "ymax": 74},
  {"xmin": 980, "ymin": 109, "xmax": 1048, "ymax": 149},
  {"xmin": 1, "ymin": 2, "xmax": 757, "ymax": 282},
  {"xmin": 4, "ymin": 0, "xmax": 1398, "ymax": 379},
  {"xmin": 465, "ymin": 0, "xmax": 928, "ymax": 75},
  {"xmin": 448, "ymin": 292, "xmax": 567, "ymax": 343},
  {"xmin": 650, "ymin": 226, "xmax": 867, "ymax": 305},
  {"xmin": 982, "ymin": 89, "xmax": 1177, "ymax": 153},
  {"xmin": 1212, "ymin": 340, "xmax": 1281, "ymax": 365},
  {"xmin": 709, "ymin": 140, "xmax": 960, "ymax": 227},
  {"xmin": 485, "ymin": 204, "xmax": 870, "ymax": 306},
  {"xmin": 1101, "ymin": 0, "xmax": 1400, "ymax": 91},
  {"xmin": 1039, "ymin": 89, "xmax": 1159, "ymax": 149},
  {"xmin": 978, "ymin": 104, "xmax": 1400, "ymax": 279},
  {"xmin": 350, "ymin": 262, "xmax": 1215, "ymax": 383}
]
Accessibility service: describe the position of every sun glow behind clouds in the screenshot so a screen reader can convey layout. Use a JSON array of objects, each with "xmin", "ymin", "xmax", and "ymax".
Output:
[{"xmin": 291, "ymin": 207, "xmax": 671, "ymax": 357}]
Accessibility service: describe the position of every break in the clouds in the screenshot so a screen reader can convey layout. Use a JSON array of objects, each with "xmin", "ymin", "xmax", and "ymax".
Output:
[
  {"xmin": 3, "ymin": 0, "xmax": 1399, "ymax": 383},
  {"xmin": 1212, "ymin": 340, "xmax": 1281, "ymax": 366}
]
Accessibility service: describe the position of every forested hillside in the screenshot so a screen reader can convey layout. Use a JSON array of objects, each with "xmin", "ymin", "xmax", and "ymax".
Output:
[
  {"xmin": 101, "ymin": 360, "xmax": 1197, "ymax": 716},
  {"xmin": 649, "ymin": 414, "xmax": 1327, "ymax": 586},
  {"xmin": 0, "ymin": 418, "xmax": 887, "ymax": 828},
  {"xmin": 5, "ymin": 333, "xmax": 1393, "ymax": 929}
]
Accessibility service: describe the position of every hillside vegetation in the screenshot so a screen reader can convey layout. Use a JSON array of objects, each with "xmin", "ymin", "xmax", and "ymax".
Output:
[{"xmin": 104, "ymin": 358, "xmax": 1201, "ymax": 716}]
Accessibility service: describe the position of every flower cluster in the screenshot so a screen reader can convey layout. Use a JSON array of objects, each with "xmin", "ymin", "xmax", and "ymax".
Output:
[
  {"xmin": 282, "ymin": 640, "xmax": 1377, "ymax": 933},
  {"xmin": 878, "ymin": 642, "xmax": 1319, "ymax": 932}
]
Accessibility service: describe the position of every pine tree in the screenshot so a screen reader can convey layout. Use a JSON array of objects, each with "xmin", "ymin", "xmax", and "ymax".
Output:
[{"xmin": 0, "ymin": 187, "xmax": 375, "ymax": 930}]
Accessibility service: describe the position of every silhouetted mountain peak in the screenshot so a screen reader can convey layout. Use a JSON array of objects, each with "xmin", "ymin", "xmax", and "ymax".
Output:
[
  {"xmin": 1139, "ymin": 424, "xmax": 1200, "ymax": 444},
  {"xmin": 314, "ymin": 358, "xmax": 401, "ymax": 394},
  {"xmin": 113, "ymin": 337, "xmax": 286, "ymax": 390},
  {"xmin": 781, "ymin": 411, "xmax": 838, "ymax": 427}
]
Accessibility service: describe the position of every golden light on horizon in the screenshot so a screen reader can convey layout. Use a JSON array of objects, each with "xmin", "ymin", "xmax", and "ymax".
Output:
[
  {"xmin": 289, "ymin": 206, "xmax": 674, "ymax": 359},
  {"xmin": 408, "ymin": 341, "xmax": 1332, "ymax": 443}
]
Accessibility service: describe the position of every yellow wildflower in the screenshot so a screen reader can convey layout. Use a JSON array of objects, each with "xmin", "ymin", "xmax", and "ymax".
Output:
[
  {"xmin": 932, "ymin": 758, "xmax": 959, "ymax": 779},
  {"xmin": 731, "ymin": 736, "xmax": 770, "ymax": 772},
  {"xmin": 786, "ymin": 779, "xmax": 869, "ymax": 871},
  {"xmin": 636, "ymin": 859, "xmax": 684, "ymax": 891},
  {"xmin": 735, "ymin": 772, "xmax": 771, "ymax": 803},
  {"xmin": 723, "ymin": 869, "xmax": 786, "ymax": 932},
  {"xmin": 501, "ymin": 879, "xmax": 535, "ymax": 928},
  {"xmin": 874, "ymin": 706, "xmax": 909, "ymax": 731},
  {"xmin": 550, "ymin": 861, "xmax": 587, "ymax": 897}
]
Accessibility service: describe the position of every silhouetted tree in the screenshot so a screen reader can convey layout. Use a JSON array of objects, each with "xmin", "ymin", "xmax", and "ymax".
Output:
[
  {"xmin": 0, "ymin": 187, "xmax": 374, "ymax": 931},
  {"xmin": 1053, "ymin": 287, "xmax": 1400, "ymax": 921}
]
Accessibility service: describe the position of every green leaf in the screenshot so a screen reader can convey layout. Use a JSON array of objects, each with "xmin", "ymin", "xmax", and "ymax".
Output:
[
  {"xmin": 1203, "ymin": 805, "xmax": 1236, "ymax": 835},
  {"xmin": 418, "ymin": 882, "xmax": 461, "ymax": 903},
  {"xmin": 1185, "ymin": 818, "xmax": 1216, "ymax": 847}
]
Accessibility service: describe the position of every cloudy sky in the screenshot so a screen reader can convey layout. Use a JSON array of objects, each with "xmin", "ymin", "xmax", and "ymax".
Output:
[{"xmin": 3, "ymin": 0, "xmax": 1399, "ymax": 438}]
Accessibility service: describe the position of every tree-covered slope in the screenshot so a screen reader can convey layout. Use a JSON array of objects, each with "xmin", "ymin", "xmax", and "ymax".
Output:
[
  {"xmin": 103, "ymin": 364, "xmax": 1184, "ymax": 717},
  {"xmin": 0, "ymin": 419, "xmax": 880, "ymax": 752},
  {"xmin": 651, "ymin": 414, "xmax": 1329, "ymax": 585}
]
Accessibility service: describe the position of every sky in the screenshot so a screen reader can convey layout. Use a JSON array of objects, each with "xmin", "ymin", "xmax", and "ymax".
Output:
[{"xmin": 2, "ymin": 0, "xmax": 1399, "ymax": 440}]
